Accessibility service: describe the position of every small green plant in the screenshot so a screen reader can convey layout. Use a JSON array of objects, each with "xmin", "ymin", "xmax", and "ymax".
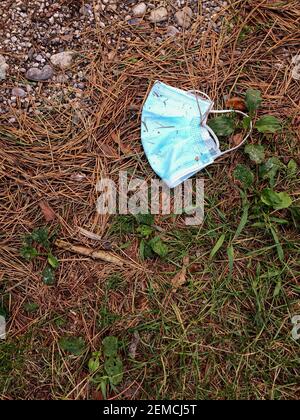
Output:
[
  {"xmin": 260, "ymin": 189, "xmax": 292, "ymax": 210},
  {"xmin": 233, "ymin": 164, "xmax": 254, "ymax": 189},
  {"xmin": 20, "ymin": 227, "xmax": 59, "ymax": 285},
  {"xmin": 245, "ymin": 89, "xmax": 262, "ymax": 115},
  {"xmin": 244, "ymin": 144, "xmax": 265, "ymax": 164},
  {"xmin": 287, "ymin": 159, "xmax": 298, "ymax": 178},
  {"xmin": 208, "ymin": 115, "xmax": 235, "ymax": 137},
  {"xmin": 98, "ymin": 306, "xmax": 120, "ymax": 329},
  {"xmin": 208, "ymin": 88, "xmax": 282, "ymax": 140},
  {"xmin": 255, "ymin": 115, "xmax": 282, "ymax": 134},
  {"xmin": 110, "ymin": 213, "xmax": 168, "ymax": 260},
  {"xmin": 259, "ymin": 157, "xmax": 282, "ymax": 187},
  {"xmin": 58, "ymin": 336, "xmax": 86, "ymax": 356},
  {"xmin": 87, "ymin": 336, "xmax": 124, "ymax": 398}
]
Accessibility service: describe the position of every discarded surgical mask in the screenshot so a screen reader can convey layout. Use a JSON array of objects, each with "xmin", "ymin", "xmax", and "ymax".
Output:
[{"xmin": 141, "ymin": 81, "xmax": 252, "ymax": 188}]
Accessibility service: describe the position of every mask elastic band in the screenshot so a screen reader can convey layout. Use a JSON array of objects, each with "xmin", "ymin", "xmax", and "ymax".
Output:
[
  {"xmin": 187, "ymin": 89, "xmax": 214, "ymax": 124},
  {"xmin": 207, "ymin": 109, "xmax": 253, "ymax": 156}
]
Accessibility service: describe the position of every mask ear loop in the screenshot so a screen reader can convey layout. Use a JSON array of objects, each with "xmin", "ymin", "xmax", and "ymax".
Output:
[
  {"xmin": 207, "ymin": 109, "xmax": 253, "ymax": 155},
  {"xmin": 187, "ymin": 89, "xmax": 214, "ymax": 125},
  {"xmin": 187, "ymin": 90, "xmax": 220, "ymax": 149}
]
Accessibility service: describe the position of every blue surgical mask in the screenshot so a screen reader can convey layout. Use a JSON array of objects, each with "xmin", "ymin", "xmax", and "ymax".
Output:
[{"xmin": 141, "ymin": 81, "xmax": 252, "ymax": 188}]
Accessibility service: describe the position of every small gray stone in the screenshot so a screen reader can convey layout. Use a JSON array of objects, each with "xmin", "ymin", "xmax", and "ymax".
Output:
[
  {"xmin": 55, "ymin": 74, "xmax": 69, "ymax": 83},
  {"xmin": 26, "ymin": 65, "xmax": 54, "ymax": 81},
  {"xmin": 0, "ymin": 55, "xmax": 9, "ymax": 80},
  {"xmin": 50, "ymin": 51, "xmax": 74, "ymax": 69},
  {"xmin": 175, "ymin": 7, "xmax": 193, "ymax": 29},
  {"xmin": 292, "ymin": 55, "xmax": 300, "ymax": 66},
  {"xmin": 80, "ymin": 4, "xmax": 92, "ymax": 15},
  {"xmin": 149, "ymin": 7, "xmax": 168, "ymax": 23},
  {"xmin": 292, "ymin": 65, "xmax": 300, "ymax": 81},
  {"xmin": 12, "ymin": 87, "xmax": 26, "ymax": 97},
  {"xmin": 127, "ymin": 18, "xmax": 141, "ymax": 25},
  {"xmin": 35, "ymin": 54, "xmax": 44, "ymax": 62},
  {"xmin": 132, "ymin": 3, "xmax": 147, "ymax": 18},
  {"xmin": 166, "ymin": 25, "xmax": 180, "ymax": 37}
]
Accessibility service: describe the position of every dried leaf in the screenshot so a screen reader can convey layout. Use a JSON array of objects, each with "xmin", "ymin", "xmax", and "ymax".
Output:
[
  {"xmin": 39, "ymin": 200, "xmax": 56, "ymax": 222},
  {"xmin": 100, "ymin": 143, "xmax": 119, "ymax": 158},
  {"xmin": 226, "ymin": 97, "xmax": 246, "ymax": 111},
  {"xmin": 55, "ymin": 240, "xmax": 125, "ymax": 266},
  {"xmin": 107, "ymin": 51, "xmax": 116, "ymax": 61},
  {"xmin": 171, "ymin": 256, "xmax": 189, "ymax": 291},
  {"xmin": 128, "ymin": 331, "xmax": 140, "ymax": 359},
  {"xmin": 232, "ymin": 133, "xmax": 243, "ymax": 147},
  {"xmin": 70, "ymin": 172, "xmax": 86, "ymax": 182},
  {"xmin": 111, "ymin": 132, "xmax": 133, "ymax": 155}
]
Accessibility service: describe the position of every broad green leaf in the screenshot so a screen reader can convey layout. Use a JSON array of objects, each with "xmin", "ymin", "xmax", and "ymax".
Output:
[
  {"xmin": 234, "ymin": 204, "xmax": 249, "ymax": 238},
  {"xmin": 210, "ymin": 234, "xmax": 226, "ymax": 259},
  {"xmin": 104, "ymin": 356, "xmax": 123, "ymax": 386},
  {"xmin": 233, "ymin": 164, "xmax": 254, "ymax": 189},
  {"xmin": 273, "ymin": 280, "xmax": 282, "ymax": 297},
  {"xmin": 261, "ymin": 188, "xmax": 292, "ymax": 210},
  {"xmin": 48, "ymin": 254, "xmax": 59, "ymax": 269},
  {"xmin": 255, "ymin": 115, "xmax": 281, "ymax": 134},
  {"xmin": 31, "ymin": 227, "xmax": 50, "ymax": 249},
  {"xmin": 135, "ymin": 213, "xmax": 154, "ymax": 226},
  {"xmin": 136, "ymin": 225, "xmax": 153, "ymax": 238},
  {"xmin": 100, "ymin": 379, "xmax": 107, "ymax": 400},
  {"xmin": 287, "ymin": 159, "xmax": 298, "ymax": 177},
  {"xmin": 208, "ymin": 115, "xmax": 235, "ymax": 137},
  {"xmin": 102, "ymin": 336, "xmax": 118, "ymax": 357},
  {"xmin": 259, "ymin": 157, "xmax": 282, "ymax": 187},
  {"xmin": 88, "ymin": 357, "xmax": 100, "ymax": 373},
  {"xmin": 245, "ymin": 89, "xmax": 262, "ymax": 113},
  {"xmin": 100, "ymin": 379, "xmax": 107, "ymax": 399},
  {"xmin": 242, "ymin": 116, "xmax": 252, "ymax": 130},
  {"xmin": 20, "ymin": 245, "xmax": 38, "ymax": 261},
  {"xmin": 149, "ymin": 236, "xmax": 168, "ymax": 258},
  {"xmin": 139, "ymin": 239, "xmax": 154, "ymax": 260},
  {"xmin": 244, "ymin": 144, "xmax": 265, "ymax": 164},
  {"xmin": 42, "ymin": 266, "xmax": 55, "ymax": 285},
  {"xmin": 59, "ymin": 336, "xmax": 86, "ymax": 355}
]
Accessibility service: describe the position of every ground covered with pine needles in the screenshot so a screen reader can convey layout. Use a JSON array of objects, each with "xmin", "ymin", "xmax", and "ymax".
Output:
[{"xmin": 1, "ymin": 1, "xmax": 300, "ymax": 400}]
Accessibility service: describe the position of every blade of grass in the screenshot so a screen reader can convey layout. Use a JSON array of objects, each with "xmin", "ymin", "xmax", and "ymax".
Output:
[{"xmin": 210, "ymin": 234, "xmax": 226, "ymax": 259}]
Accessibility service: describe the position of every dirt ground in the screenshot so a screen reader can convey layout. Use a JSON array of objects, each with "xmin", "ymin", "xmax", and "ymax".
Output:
[{"xmin": 0, "ymin": 0, "xmax": 300, "ymax": 400}]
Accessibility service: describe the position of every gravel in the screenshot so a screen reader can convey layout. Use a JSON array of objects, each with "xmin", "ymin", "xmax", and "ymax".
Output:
[
  {"xmin": 26, "ymin": 65, "xmax": 54, "ymax": 81},
  {"xmin": 0, "ymin": 55, "xmax": 9, "ymax": 80},
  {"xmin": 50, "ymin": 51, "xmax": 75, "ymax": 69},
  {"xmin": 149, "ymin": 7, "xmax": 169, "ymax": 23},
  {"xmin": 175, "ymin": 7, "xmax": 193, "ymax": 29},
  {"xmin": 0, "ymin": 0, "xmax": 229, "ymax": 118},
  {"xmin": 132, "ymin": 2, "xmax": 147, "ymax": 18}
]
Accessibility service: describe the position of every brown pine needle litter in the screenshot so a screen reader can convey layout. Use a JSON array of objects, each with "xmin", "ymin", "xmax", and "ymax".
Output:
[{"xmin": 1, "ymin": 1, "xmax": 300, "ymax": 400}]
